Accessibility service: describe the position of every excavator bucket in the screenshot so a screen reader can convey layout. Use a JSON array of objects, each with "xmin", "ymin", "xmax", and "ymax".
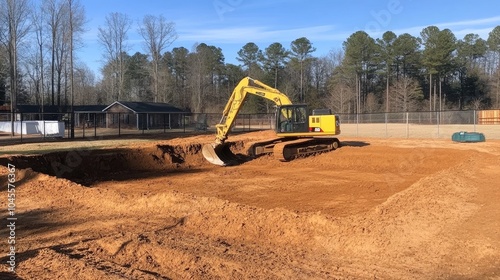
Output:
[{"xmin": 202, "ymin": 143, "xmax": 240, "ymax": 166}]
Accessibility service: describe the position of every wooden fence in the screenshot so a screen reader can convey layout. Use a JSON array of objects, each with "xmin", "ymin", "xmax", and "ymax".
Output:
[{"xmin": 478, "ymin": 110, "xmax": 500, "ymax": 124}]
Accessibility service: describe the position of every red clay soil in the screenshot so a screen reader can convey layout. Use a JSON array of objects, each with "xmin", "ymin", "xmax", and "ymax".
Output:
[{"xmin": 1, "ymin": 130, "xmax": 499, "ymax": 279}]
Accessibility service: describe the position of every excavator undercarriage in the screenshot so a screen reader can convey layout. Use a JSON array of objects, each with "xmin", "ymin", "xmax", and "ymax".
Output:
[
  {"xmin": 203, "ymin": 137, "xmax": 340, "ymax": 166},
  {"xmin": 248, "ymin": 137, "xmax": 340, "ymax": 161}
]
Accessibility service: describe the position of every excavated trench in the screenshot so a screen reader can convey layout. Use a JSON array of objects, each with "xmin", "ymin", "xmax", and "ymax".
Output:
[{"xmin": 6, "ymin": 141, "xmax": 246, "ymax": 186}]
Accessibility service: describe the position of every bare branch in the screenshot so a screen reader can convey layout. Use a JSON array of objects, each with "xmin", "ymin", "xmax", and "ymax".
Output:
[
  {"xmin": 97, "ymin": 12, "xmax": 132, "ymax": 101},
  {"xmin": 138, "ymin": 14, "xmax": 177, "ymax": 102}
]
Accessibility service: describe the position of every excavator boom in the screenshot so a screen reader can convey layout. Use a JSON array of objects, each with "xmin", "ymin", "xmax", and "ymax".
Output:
[{"xmin": 213, "ymin": 77, "xmax": 292, "ymax": 144}]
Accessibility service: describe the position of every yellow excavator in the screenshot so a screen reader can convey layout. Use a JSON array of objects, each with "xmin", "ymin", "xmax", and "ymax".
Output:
[{"xmin": 202, "ymin": 77, "xmax": 341, "ymax": 166}]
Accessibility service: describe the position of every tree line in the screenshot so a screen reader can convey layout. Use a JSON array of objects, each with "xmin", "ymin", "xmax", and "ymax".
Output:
[{"xmin": 1, "ymin": 0, "xmax": 500, "ymax": 114}]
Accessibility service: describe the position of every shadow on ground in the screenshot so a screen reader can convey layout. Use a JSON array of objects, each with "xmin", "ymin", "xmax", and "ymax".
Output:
[{"xmin": 341, "ymin": 141, "xmax": 370, "ymax": 147}]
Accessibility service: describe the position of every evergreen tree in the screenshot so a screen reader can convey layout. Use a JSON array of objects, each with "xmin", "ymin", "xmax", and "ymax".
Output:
[
  {"xmin": 236, "ymin": 42, "xmax": 262, "ymax": 77},
  {"xmin": 290, "ymin": 37, "xmax": 316, "ymax": 103},
  {"xmin": 376, "ymin": 31, "xmax": 397, "ymax": 112},
  {"xmin": 487, "ymin": 26, "xmax": 500, "ymax": 108},
  {"xmin": 343, "ymin": 31, "xmax": 378, "ymax": 113}
]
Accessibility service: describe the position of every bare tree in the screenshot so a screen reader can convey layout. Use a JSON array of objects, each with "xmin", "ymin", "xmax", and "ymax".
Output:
[
  {"xmin": 390, "ymin": 76, "xmax": 423, "ymax": 112},
  {"xmin": 0, "ymin": 0, "xmax": 31, "ymax": 135},
  {"xmin": 188, "ymin": 44, "xmax": 207, "ymax": 114},
  {"xmin": 470, "ymin": 96, "xmax": 484, "ymax": 110},
  {"xmin": 74, "ymin": 63, "xmax": 96, "ymax": 104},
  {"xmin": 66, "ymin": 0, "xmax": 85, "ymax": 137},
  {"xmin": 325, "ymin": 49, "xmax": 357, "ymax": 114},
  {"xmin": 44, "ymin": 0, "xmax": 66, "ymax": 106},
  {"xmin": 311, "ymin": 56, "xmax": 329, "ymax": 98},
  {"xmin": 365, "ymin": 92, "xmax": 380, "ymax": 113},
  {"xmin": 326, "ymin": 79, "xmax": 356, "ymax": 114},
  {"xmin": 138, "ymin": 14, "xmax": 177, "ymax": 103},
  {"xmin": 23, "ymin": 50, "xmax": 41, "ymax": 105},
  {"xmin": 98, "ymin": 12, "xmax": 132, "ymax": 102},
  {"xmin": 31, "ymin": 1, "xmax": 46, "ymax": 112},
  {"xmin": 0, "ymin": 45, "xmax": 9, "ymax": 107}
]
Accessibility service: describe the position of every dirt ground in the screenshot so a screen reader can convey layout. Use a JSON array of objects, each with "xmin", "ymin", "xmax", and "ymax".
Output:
[{"xmin": 1, "ymin": 130, "xmax": 499, "ymax": 279}]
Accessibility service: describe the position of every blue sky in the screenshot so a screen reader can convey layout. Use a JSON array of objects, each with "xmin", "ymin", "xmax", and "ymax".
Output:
[{"xmin": 79, "ymin": 0, "xmax": 500, "ymax": 76}]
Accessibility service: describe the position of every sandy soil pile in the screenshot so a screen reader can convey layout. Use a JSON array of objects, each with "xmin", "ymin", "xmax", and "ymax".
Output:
[{"xmin": 1, "ymin": 131, "xmax": 499, "ymax": 279}]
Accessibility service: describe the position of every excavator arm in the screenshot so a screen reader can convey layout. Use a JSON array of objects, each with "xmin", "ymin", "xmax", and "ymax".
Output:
[
  {"xmin": 202, "ymin": 77, "xmax": 293, "ymax": 166},
  {"xmin": 213, "ymin": 77, "xmax": 292, "ymax": 144}
]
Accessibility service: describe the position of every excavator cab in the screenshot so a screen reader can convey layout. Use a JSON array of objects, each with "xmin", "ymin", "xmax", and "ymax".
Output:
[{"xmin": 276, "ymin": 105, "xmax": 309, "ymax": 133}]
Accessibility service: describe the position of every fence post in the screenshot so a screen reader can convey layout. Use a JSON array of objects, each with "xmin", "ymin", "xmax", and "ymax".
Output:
[
  {"xmin": 43, "ymin": 117, "xmax": 46, "ymax": 140},
  {"xmin": 141, "ymin": 114, "xmax": 148, "ymax": 134},
  {"xmin": 437, "ymin": 111, "xmax": 440, "ymax": 138},
  {"xmin": 406, "ymin": 112, "xmax": 409, "ymax": 138},
  {"xmin": 385, "ymin": 112, "xmax": 388, "ymax": 138},
  {"xmin": 20, "ymin": 113, "xmax": 23, "ymax": 142},
  {"xmin": 473, "ymin": 110, "xmax": 476, "ymax": 132},
  {"xmin": 94, "ymin": 113, "xmax": 97, "ymax": 138},
  {"xmin": 118, "ymin": 113, "xmax": 121, "ymax": 136},
  {"xmin": 70, "ymin": 111, "xmax": 75, "ymax": 139},
  {"xmin": 356, "ymin": 113, "xmax": 359, "ymax": 137}
]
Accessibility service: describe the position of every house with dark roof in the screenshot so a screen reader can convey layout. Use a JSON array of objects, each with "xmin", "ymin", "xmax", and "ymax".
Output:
[
  {"xmin": 74, "ymin": 105, "xmax": 108, "ymax": 128},
  {"xmin": 10, "ymin": 105, "xmax": 67, "ymax": 121},
  {"xmin": 12, "ymin": 104, "xmax": 108, "ymax": 127},
  {"xmin": 102, "ymin": 101, "xmax": 188, "ymax": 130},
  {"xmin": 75, "ymin": 105, "xmax": 108, "ymax": 112},
  {"xmin": 1, "ymin": 101, "xmax": 188, "ymax": 131}
]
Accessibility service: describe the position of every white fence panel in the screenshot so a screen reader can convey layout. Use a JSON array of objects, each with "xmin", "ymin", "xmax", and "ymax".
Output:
[{"xmin": 0, "ymin": 121, "xmax": 65, "ymax": 137}]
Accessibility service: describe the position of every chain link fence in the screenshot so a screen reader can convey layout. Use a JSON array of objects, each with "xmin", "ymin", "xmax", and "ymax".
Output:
[
  {"xmin": 0, "ymin": 111, "xmax": 276, "ymax": 144},
  {"xmin": 338, "ymin": 110, "xmax": 500, "ymax": 139},
  {"xmin": 1, "ymin": 110, "xmax": 499, "ymax": 143}
]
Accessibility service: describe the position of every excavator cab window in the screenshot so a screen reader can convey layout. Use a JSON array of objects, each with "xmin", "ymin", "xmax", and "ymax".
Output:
[{"xmin": 277, "ymin": 105, "xmax": 308, "ymax": 133}]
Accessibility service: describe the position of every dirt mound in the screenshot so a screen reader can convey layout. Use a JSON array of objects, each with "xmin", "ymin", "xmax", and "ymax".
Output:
[
  {"xmin": 1, "ymin": 133, "xmax": 500, "ymax": 279},
  {"xmin": 5, "ymin": 141, "xmax": 245, "ymax": 186}
]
